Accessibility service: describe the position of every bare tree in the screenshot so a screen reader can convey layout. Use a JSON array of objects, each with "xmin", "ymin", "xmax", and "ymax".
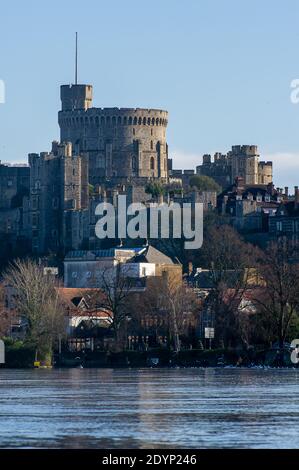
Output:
[
  {"xmin": 198, "ymin": 224, "xmax": 260, "ymax": 347},
  {"xmin": 3, "ymin": 259, "xmax": 66, "ymax": 362},
  {"xmin": 137, "ymin": 274, "xmax": 198, "ymax": 352},
  {"xmin": 87, "ymin": 265, "xmax": 135, "ymax": 349},
  {"xmin": 254, "ymin": 240, "xmax": 299, "ymax": 350},
  {"xmin": 0, "ymin": 284, "xmax": 16, "ymax": 337}
]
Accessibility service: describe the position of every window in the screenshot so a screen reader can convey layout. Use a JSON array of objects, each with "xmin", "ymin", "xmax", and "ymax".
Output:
[
  {"xmin": 276, "ymin": 221, "xmax": 283, "ymax": 232},
  {"xmin": 150, "ymin": 140, "xmax": 153, "ymax": 150},
  {"xmin": 52, "ymin": 197, "xmax": 59, "ymax": 209},
  {"xmin": 150, "ymin": 157, "xmax": 155, "ymax": 170},
  {"xmin": 132, "ymin": 156, "xmax": 137, "ymax": 171}
]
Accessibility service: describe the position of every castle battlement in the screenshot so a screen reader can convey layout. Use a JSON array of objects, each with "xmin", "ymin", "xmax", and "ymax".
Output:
[{"xmin": 59, "ymin": 84, "xmax": 169, "ymax": 183}]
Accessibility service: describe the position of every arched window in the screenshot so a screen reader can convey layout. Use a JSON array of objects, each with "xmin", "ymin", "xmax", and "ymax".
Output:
[
  {"xmin": 150, "ymin": 157, "xmax": 155, "ymax": 170},
  {"xmin": 150, "ymin": 140, "xmax": 153, "ymax": 150}
]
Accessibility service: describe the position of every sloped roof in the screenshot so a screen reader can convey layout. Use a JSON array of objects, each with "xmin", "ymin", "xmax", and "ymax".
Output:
[{"xmin": 132, "ymin": 245, "xmax": 175, "ymax": 265}]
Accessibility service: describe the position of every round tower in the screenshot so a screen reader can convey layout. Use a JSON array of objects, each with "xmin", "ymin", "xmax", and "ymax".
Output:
[{"xmin": 58, "ymin": 85, "xmax": 169, "ymax": 184}]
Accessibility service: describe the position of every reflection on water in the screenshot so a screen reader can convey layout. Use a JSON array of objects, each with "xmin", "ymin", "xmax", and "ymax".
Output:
[{"xmin": 0, "ymin": 368, "xmax": 298, "ymax": 448}]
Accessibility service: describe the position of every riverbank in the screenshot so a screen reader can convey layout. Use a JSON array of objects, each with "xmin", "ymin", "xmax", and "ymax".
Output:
[{"xmin": 2, "ymin": 343, "xmax": 297, "ymax": 368}]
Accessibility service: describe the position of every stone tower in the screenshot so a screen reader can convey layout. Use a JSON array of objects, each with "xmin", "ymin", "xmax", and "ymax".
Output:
[
  {"xmin": 28, "ymin": 141, "xmax": 89, "ymax": 254},
  {"xmin": 230, "ymin": 145, "xmax": 259, "ymax": 185},
  {"xmin": 58, "ymin": 84, "xmax": 169, "ymax": 185}
]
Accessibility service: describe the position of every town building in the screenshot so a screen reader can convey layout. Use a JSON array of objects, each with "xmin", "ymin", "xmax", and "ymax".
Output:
[{"xmin": 63, "ymin": 245, "xmax": 181, "ymax": 289}]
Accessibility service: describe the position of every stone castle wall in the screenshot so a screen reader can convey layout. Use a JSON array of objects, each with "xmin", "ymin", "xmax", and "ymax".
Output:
[{"xmin": 58, "ymin": 85, "xmax": 169, "ymax": 185}]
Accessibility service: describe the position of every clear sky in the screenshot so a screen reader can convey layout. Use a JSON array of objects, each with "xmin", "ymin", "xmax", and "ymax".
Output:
[{"xmin": 1, "ymin": 0, "xmax": 299, "ymax": 188}]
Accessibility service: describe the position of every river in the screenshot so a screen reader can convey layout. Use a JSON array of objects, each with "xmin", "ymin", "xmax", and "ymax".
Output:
[{"xmin": 0, "ymin": 368, "xmax": 298, "ymax": 448}]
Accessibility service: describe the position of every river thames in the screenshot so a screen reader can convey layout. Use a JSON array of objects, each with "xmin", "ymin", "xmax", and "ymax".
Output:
[{"xmin": 0, "ymin": 368, "xmax": 298, "ymax": 448}]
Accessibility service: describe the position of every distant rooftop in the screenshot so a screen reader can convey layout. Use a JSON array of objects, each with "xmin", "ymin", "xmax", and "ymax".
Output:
[{"xmin": 65, "ymin": 247, "xmax": 145, "ymax": 260}]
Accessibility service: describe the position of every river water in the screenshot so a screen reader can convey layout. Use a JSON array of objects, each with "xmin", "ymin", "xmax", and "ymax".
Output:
[{"xmin": 0, "ymin": 368, "xmax": 298, "ymax": 448}]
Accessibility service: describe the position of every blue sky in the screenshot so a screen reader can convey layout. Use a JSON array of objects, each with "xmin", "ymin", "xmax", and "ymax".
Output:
[{"xmin": 1, "ymin": 0, "xmax": 299, "ymax": 188}]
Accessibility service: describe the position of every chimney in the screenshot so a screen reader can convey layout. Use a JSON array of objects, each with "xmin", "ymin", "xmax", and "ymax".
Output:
[{"xmin": 285, "ymin": 187, "xmax": 289, "ymax": 198}]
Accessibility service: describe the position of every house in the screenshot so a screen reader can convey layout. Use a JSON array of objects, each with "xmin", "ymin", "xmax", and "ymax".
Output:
[
  {"xmin": 57, "ymin": 287, "xmax": 112, "ymax": 352},
  {"xmin": 268, "ymin": 187, "xmax": 299, "ymax": 244},
  {"xmin": 63, "ymin": 244, "xmax": 182, "ymax": 289}
]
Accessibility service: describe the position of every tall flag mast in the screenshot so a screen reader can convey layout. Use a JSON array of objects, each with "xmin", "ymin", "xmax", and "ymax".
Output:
[{"xmin": 75, "ymin": 32, "xmax": 78, "ymax": 85}]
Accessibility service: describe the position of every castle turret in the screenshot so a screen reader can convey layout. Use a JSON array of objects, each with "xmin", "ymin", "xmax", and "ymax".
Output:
[{"xmin": 60, "ymin": 84, "xmax": 93, "ymax": 111}]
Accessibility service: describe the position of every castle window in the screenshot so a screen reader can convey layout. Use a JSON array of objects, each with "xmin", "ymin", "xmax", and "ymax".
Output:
[
  {"xmin": 150, "ymin": 141, "xmax": 153, "ymax": 150},
  {"xmin": 150, "ymin": 157, "xmax": 155, "ymax": 170},
  {"xmin": 132, "ymin": 156, "xmax": 137, "ymax": 170},
  {"xmin": 133, "ymin": 117, "xmax": 137, "ymax": 125},
  {"xmin": 128, "ymin": 117, "xmax": 132, "ymax": 125},
  {"xmin": 143, "ymin": 117, "xmax": 146, "ymax": 125},
  {"xmin": 151, "ymin": 128, "xmax": 153, "ymax": 136},
  {"xmin": 52, "ymin": 197, "xmax": 59, "ymax": 209},
  {"xmin": 276, "ymin": 221, "xmax": 283, "ymax": 232},
  {"xmin": 73, "ymin": 169, "xmax": 75, "ymax": 176},
  {"xmin": 133, "ymin": 128, "xmax": 135, "ymax": 135}
]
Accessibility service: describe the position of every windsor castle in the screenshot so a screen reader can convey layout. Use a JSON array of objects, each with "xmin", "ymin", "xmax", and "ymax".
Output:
[{"xmin": 0, "ymin": 82, "xmax": 274, "ymax": 261}]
